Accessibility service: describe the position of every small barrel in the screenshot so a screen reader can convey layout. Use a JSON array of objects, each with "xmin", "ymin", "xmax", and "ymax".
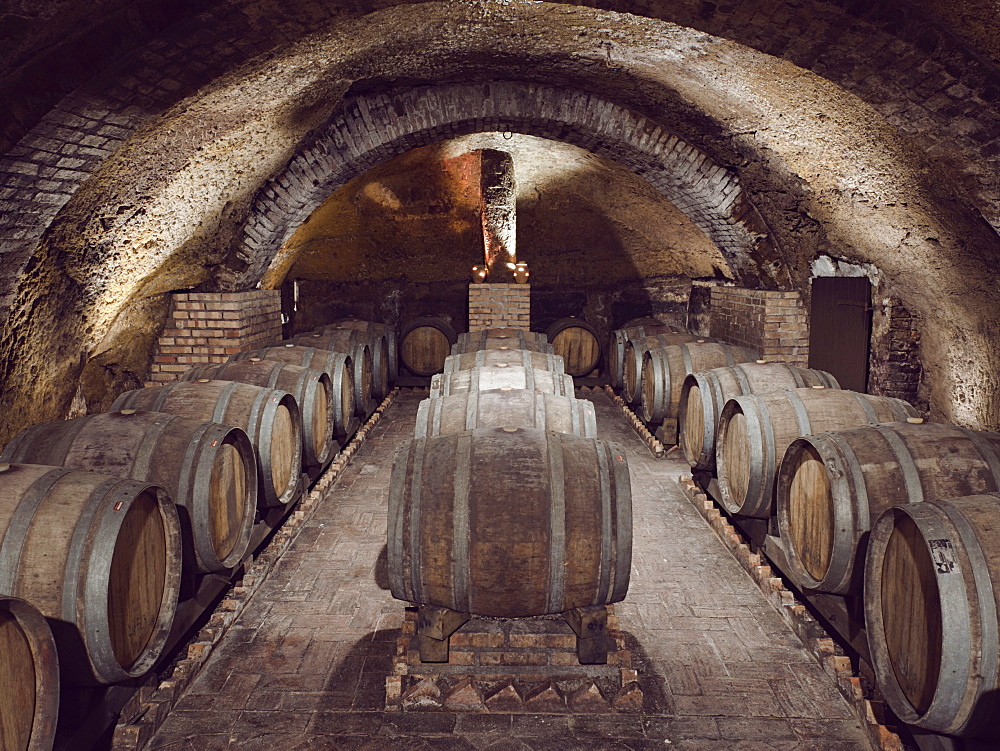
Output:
[
  {"xmin": 388, "ymin": 427, "xmax": 632, "ymax": 617},
  {"xmin": 777, "ymin": 421, "xmax": 1000, "ymax": 594},
  {"xmin": 453, "ymin": 329, "xmax": 553, "ymax": 355},
  {"xmin": 608, "ymin": 322, "xmax": 685, "ymax": 391},
  {"xmin": 679, "ymin": 362, "xmax": 840, "ymax": 470},
  {"xmin": 0, "ymin": 595, "xmax": 59, "ymax": 751},
  {"xmin": 545, "ymin": 318, "xmax": 602, "ymax": 376},
  {"xmin": 415, "ymin": 389, "xmax": 597, "ymax": 438},
  {"xmin": 716, "ymin": 388, "xmax": 917, "ymax": 519},
  {"xmin": 430, "ymin": 365, "xmax": 575, "ymax": 399},
  {"xmin": 182, "ymin": 360, "xmax": 335, "ymax": 468},
  {"xmin": 443, "ymin": 349, "xmax": 565, "ymax": 375},
  {"xmin": 323, "ymin": 318, "xmax": 397, "ymax": 387},
  {"xmin": 233, "ymin": 345, "xmax": 357, "ymax": 442},
  {"xmin": 317, "ymin": 322, "xmax": 391, "ymax": 399},
  {"xmin": 112, "ymin": 380, "xmax": 302, "ymax": 508},
  {"xmin": 622, "ymin": 332, "xmax": 704, "ymax": 404},
  {"xmin": 1, "ymin": 410, "xmax": 257, "ymax": 574},
  {"xmin": 865, "ymin": 494, "xmax": 1000, "ymax": 740},
  {"xmin": 289, "ymin": 331, "xmax": 374, "ymax": 415},
  {"xmin": 0, "ymin": 464, "xmax": 181, "ymax": 684},
  {"xmin": 639, "ymin": 342, "xmax": 758, "ymax": 424},
  {"xmin": 399, "ymin": 318, "xmax": 458, "ymax": 376}
]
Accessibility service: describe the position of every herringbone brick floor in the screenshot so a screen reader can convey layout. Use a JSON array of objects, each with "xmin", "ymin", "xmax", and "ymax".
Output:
[{"xmin": 147, "ymin": 391, "xmax": 872, "ymax": 750}]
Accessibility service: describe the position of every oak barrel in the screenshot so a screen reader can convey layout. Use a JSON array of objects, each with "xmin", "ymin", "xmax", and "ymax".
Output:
[
  {"xmin": 316, "ymin": 323, "xmax": 390, "ymax": 399},
  {"xmin": 1, "ymin": 410, "xmax": 257, "ymax": 573},
  {"xmin": 415, "ymin": 389, "xmax": 597, "ymax": 438},
  {"xmin": 399, "ymin": 318, "xmax": 457, "ymax": 376},
  {"xmin": 609, "ymin": 322, "xmax": 685, "ymax": 391},
  {"xmin": 430, "ymin": 365, "xmax": 575, "ymax": 399},
  {"xmin": 182, "ymin": 360, "xmax": 335, "ymax": 468},
  {"xmin": 443, "ymin": 349, "xmax": 565, "ymax": 375},
  {"xmin": 639, "ymin": 342, "xmax": 758, "ymax": 424},
  {"xmin": 679, "ymin": 362, "xmax": 840, "ymax": 471},
  {"xmin": 112, "ymin": 380, "xmax": 302, "ymax": 508},
  {"xmin": 865, "ymin": 494, "xmax": 1000, "ymax": 739},
  {"xmin": 716, "ymin": 389, "xmax": 916, "ymax": 519},
  {"xmin": 0, "ymin": 464, "xmax": 181, "ymax": 684},
  {"xmin": 0, "ymin": 595, "xmax": 58, "ymax": 751},
  {"xmin": 453, "ymin": 329, "xmax": 553, "ymax": 355},
  {"xmin": 233, "ymin": 345, "xmax": 357, "ymax": 442},
  {"xmin": 388, "ymin": 427, "xmax": 632, "ymax": 617},
  {"xmin": 622, "ymin": 332, "xmax": 704, "ymax": 405},
  {"xmin": 544, "ymin": 318, "xmax": 602, "ymax": 376},
  {"xmin": 289, "ymin": 331, "xmax": 374, "ymax": 414},
  {"xmin": 323, "ymin": 318, "xmax": 397, "ymax": 387},
  {"xmin": 777, "ymin": 422, "xmax": 1000, "ymax": 594}
]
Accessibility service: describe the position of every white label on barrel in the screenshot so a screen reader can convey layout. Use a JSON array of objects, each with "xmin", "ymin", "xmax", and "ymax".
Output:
[{"xmin": 929, "ymin": 539, "xmax": 957, "ymax": 574}]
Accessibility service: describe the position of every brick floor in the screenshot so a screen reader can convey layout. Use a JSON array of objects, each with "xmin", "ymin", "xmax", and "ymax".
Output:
[{"xmin": 147, "ymin": 391, "xmax": 873, "ymax": 750}]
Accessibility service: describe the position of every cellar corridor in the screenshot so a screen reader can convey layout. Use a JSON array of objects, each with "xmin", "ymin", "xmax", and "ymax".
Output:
[{"xmin": 145, "ymin": 391, "xmax": 870, "ymax": 750}]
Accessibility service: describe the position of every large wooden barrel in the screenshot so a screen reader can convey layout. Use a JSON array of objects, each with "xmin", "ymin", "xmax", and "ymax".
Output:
[
  {"xmin": 1, "ymin": 410, "xmax": 257, "ymax": 574},
  {"xmin": 316, "ymin": 323, "xmax": 391, "ymax": 399},
  {"xmin": 0, "ymin": 464, "xmax": 181, "ymax": 684},
  {"xmin": 609, "ymin": 322, "xmax": 685, "ymax": 391},
  {"xmin": 182, "ymin": 360, "xmax": 335, "ymax": 469},
  {"xmin": 388, "ymin": 427, "xmax": 632, "ymax": 617},
  {"xmin": 777, "ymin": 422, "xmax": 1000, "ymax": 595},
  {"xmin": 622, "ymin": 332, "xmax": 704, "ymax": 404},
  {"xmin": 323, "ymin": 318, "xmax": 398, "ymax": 387},
  {"xmin": 716, "ymin": 388, "xmax": 917, "ymax": 519},
  {"xmin": 545, "ymin": 318, "xmax": 602, "ymax": 376},
  {"xmin": 232, "ymin": 345, "xmax": 357, "ymax": 442},
  {"xmin": 453, "ymin": 329, "xmax": 553, "ymax": 355},
  {"xmin": 639, "ymin": 342, "xmax": 758, "ymax": 424},
  {"xmin": 415, "ymin": 389, "xmax": 598, "ymax": 438},
  {"xmin": 430, "ymin": 365, "xmax": 575, "ymax": 399},
  {"xmin": 399, "ymin": 318, "xmax": 458, "ymax": 376},
  {"xmin": 112, "ymin": 380, "xmax": 301, "ymax": 508},
  {"xmin": 289, "ymin": 331, "xmax": 374, "ymax": 414},
  {"xmin": 443, "ymin": 349, "xmax": 565, "ymax": 375},
  {"xmin": 679, "ymin": 362, "xmax": 840, "ymax": 471},
  {"xmin": 0, "ymin": 595, "xmax": 58, "ymax": 751},
  {"xmin": 865, "ymin": 494, "xmax": 1000, "ymax": 739}
]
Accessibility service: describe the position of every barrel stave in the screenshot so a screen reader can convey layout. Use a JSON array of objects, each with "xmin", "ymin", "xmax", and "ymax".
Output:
[
  {"xmin": 430, "ymin": 366, "xmax": 574, "ymax": 399},
  {"xmin": 415, "ymin": 389, "xmax": 597, "ymax": 439}
]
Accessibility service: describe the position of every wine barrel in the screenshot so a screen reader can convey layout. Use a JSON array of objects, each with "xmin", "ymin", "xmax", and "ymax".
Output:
[
  {"xmin": 777, "ymin": 421, "xmax": 1000, "ymax": 595},
  {"xmin": 232, "ymin": 345, "xmax": 357, "ymax": 442},
  {"xmin": 323, "ymin": 318, "xmax": 398, "ymax": 387},
  {"xmin": 1, "ymin": 410, "xmax": 257, "ymax": 573},
  {"xmin": 443, "ymin": 348, "xmax": 565, "ymax": 375},
  {"xmin": 415, "ymin": 389, "xmax": 597, "ymax": 438},
  {"xmin": 716, "ymin": 388, "xmax": 916, "ymax": 519},
  {"xmin": 865, "ymin": 495, "xmax": 1000, "ymax": 739},
  {"xmin": 289, "ymin": 331, "xmax": 374, "ymax": 414},
  {"xmin": 112, "ymin": 380, "xmax": 301, "ymax": 508},
  {"xmin": 182, "ymin": 360, "xmax": 335, "ymax": 469},
  {"xmin": 0, "ymin": 596, "xmax": 58, "ymax": 751},
  {"xmin": 639, "ymin": 342, "xmax": 758, "ymax": 424},
  {"xmin": 545, "ymin": 318, "xmax": 601, "ymax": 376},
  {"xmin": 0, "ymin": 464, "xmax": 181, "ymax": 684},
  {"xmin": 430, "ymin": 365, "xmax": 575, "ymax": 399},
  {"xmin": 608, "ymin": 322, "xmax": 685, "ymax": 391},
  {"xmin": 388, "ymin": 427, "xmax": 632, "ymax": 617},
  {"xmin": 679, "ymin": 362, "xmax": 840, "ymax": 471},
  {"xmin": 622, "ymin": 332, "xmax": 704, "ymax": 405},
  {"xmin": 399, "ymin": 318, "xmax": 457, "ymax": 377},
  {"xmin": 453, "ymin": 329, "xmax": 553, "ymax": 355},
  {"xmin": 316, "ymin": 323, "xmax": 391, "ymax": 399}
]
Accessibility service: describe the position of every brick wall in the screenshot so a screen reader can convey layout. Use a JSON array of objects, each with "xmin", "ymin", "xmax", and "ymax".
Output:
[
  {"xmin": 468, "ymin": 284, "xmax": 530, "ymax": 331},
  {"xmin": 709, "ymin": 287, "xmax": 809, "ymax": 367},
  {"xmin": 868, "ymin": 296, "xmax": 926, "ymax": 412},
  {"xmin": 146, "ymin": 291, "xmax": 282, "ymax": 384}
]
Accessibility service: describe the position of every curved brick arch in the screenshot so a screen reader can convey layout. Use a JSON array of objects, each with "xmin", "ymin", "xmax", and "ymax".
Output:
[{"xmin": 242, "ymin": 82, "xmax": 788, "ymax": 291}]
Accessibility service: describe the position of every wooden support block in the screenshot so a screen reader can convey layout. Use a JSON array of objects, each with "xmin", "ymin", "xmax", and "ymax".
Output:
[
  {"xmin": 416, "ymin": 605, "xmax": 470, "ymax": 663},
  {"xmin": 564, "ymin": 605, "xmax": 609, "ymax": 664}
]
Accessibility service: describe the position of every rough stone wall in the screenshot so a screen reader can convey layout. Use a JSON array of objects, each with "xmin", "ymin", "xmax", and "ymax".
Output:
[
  {"xmin": 468, "ymin": 284, "xmax": 531, "ymax": 332},
  {"xmin": 480, "ymin": 149, "xmax": 517, "ymax": 283},
  {"xmin": 709, "ymin": 287, "xmax": 809, "ymax": 367},
  {"xmin": 146, "ymin": 291, "xmax": 281, "ymax": 385},
  {"xmin": 868, "ymin": 296, "xmax": 927, "ymax": 412}
]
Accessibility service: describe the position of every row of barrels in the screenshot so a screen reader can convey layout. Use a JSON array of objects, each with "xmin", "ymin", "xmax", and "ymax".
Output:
[
  {"xmin": 0, "ymin": 317, "xmax": 394, "ymax": 750},
  {"xmin": 388, "ymin": 327, "xmax": 632, "ymax": 622}
]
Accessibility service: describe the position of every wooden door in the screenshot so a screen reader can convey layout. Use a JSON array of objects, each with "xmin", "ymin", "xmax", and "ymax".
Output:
[{"xmin": 808, "ymin": 277, "xmax": 871, "ymax": 393}]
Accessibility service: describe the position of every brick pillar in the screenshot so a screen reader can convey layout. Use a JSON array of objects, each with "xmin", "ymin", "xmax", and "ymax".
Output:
[
  {"xmin": 468, "ymin": 283, "xmax": 531, "ymax": 332},
  {"xmin": 146, "ymin": 291, "xmax": 282, "ymax": 385},
  {"xmin": 709, "ymin": 287, "xmax": 808, "ymax": 366}
]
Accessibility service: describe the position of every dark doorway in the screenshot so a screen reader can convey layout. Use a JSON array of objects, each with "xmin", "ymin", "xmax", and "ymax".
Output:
[{"xmin": 808, "ymin": 277, "xmax": 872, "ymax": 393}]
